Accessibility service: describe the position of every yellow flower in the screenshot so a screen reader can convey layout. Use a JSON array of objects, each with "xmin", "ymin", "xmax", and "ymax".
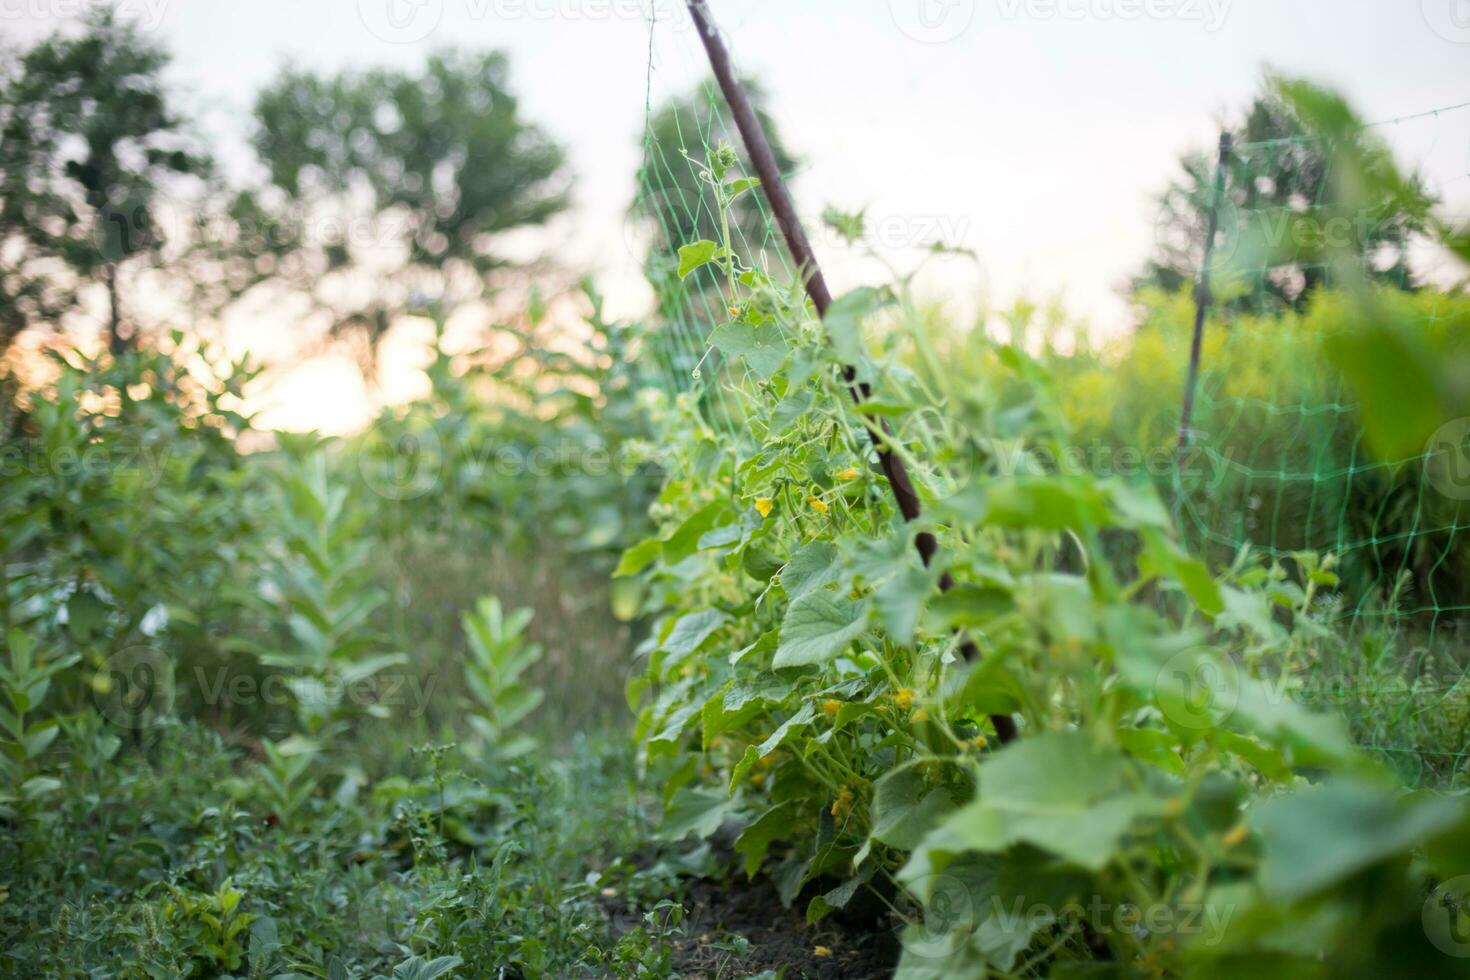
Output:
[
  {"xmin": 912, "ymin": 707, "xmax": 929, "ymax": 722},
  {"xmin": 754, "ymin": 497, "xmax": 773, "ymax": 517},
  {"xmin": 893, "ymin": 688, "xmax": 916, "ymax": 711},
  {"xmin": 806, "ymin": 495, "xmax": 828, "ymax": 514},
  {"xmin": 813, "ymin": 946, "xmax": 832, "ymax": 958},
  {"xmin": 728, "ymin": 306, "xmax": 739, "ymax": 317},
  {"xmin": 822, "ymin": 699, "xmax": 842, "ymax": 717},
  {"xmin": 970, "ymin": 734, "xmax": 988, "ymax": 749},
  {"xmin": 837, "ymin": 467, "xmax": 860, "ymax": 481},
  {"xmin": 831, "ymin": 788, "xmax": 855, "ymax": 819},
  {"xmin": 750, "ymin": 771, "xmax": 766, "ymax": 786},
  {"xmin": 1222, "ymin": 823, "xmax": 1249, "ymax": 849}
]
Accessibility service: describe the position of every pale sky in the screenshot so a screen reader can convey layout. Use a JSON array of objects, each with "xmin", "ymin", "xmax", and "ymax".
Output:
[{"xmin": 4, "ymin": 1, "xmax": 1469, "ymax": 430}]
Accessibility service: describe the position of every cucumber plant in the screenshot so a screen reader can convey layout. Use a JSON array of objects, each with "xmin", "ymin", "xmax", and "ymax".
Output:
[{"xmin": 617, "ymin": 147, "xmax": 1470, "ymax": 976}]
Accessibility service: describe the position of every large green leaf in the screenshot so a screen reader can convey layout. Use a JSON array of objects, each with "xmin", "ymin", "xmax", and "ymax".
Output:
[
  {"xmin": 677, "ymin": 240, "xmax": 719, "ymax": 279},
  {"xmin": 1324, "ymin": 298, "xmax": 1448, "ymax": 462},
  {"xmin": 729, "ymin": 702, "xmax": 817, "ymax": 790},
  {"xmin": 613, "ymin": 537, "xmax": 662, "ymax": 578},
  {"xmin": 658, "ymin": 786, "xmax": 741, "ymax": 842},
  {"xmin": 709, "ymin": 321, "xmax": 788, "ymax": 380},
  {"xmin": 870, "ymin": 761, "xmax": 965, "ymax": 850},
  {"xmin": 662, "ymin": 501, "xmax": 729, "ymax": 564},
  {"xmin": 780, "ymin": 540, "xmax": 840, "ymax": 602},
  {"xmin": 734, "ymin": 800, "xmax": 802, "ymax": 877},
  {"xmin": 977, "ymin": 476, "xmax": 1111, "ymax": 531},
  {"xmin": 824, "ymin": 286, "xmax": 890, "ymax": 365},
  {"xmin": 922, "ymin": 732, "xmax": 1152, "ymax": 871},
  {"xmin": 661, "ymin": 609, "xmax": 728, "ymax": 663},
  {"xmin": 1250, "ymin": 780, "xmax": 1466, "ymax": 902},
  {"xmin": 773, "ymin": 592, "xmax": 870, "ymax": 668}
]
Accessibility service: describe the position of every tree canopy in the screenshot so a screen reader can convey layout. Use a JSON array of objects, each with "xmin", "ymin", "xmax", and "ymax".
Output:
[
  {"xmin": 247, "ymin": 51, "xmax": 570, "ymax": 348},
  {"xmin": 0, "ymin": 8, "xmax": 209, "ymax": 354},
  {"xmin": 1136, "ymin": 86, "xmax": 1430, "ymax": 313}
]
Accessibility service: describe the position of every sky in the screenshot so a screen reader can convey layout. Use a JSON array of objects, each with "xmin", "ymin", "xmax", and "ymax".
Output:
[{"xmin": 4, "ymin": 0, "xmax": 1469, "ymax": 430}]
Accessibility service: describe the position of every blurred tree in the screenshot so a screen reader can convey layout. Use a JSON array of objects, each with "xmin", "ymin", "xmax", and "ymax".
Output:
[
  {"xmin": 247, "ymin": 51, "xmax": 569, "ymax": 353},
  {"xmin": 0, "ymin": 9, "xmax": 210, "ymax": 355},
  {"xmin": 1136, "ymin": 87, "xmax": 1430, "ymax": 313}
]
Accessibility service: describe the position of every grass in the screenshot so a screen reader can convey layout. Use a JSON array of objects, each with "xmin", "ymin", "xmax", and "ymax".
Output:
[{"xmin": 3, "ymin": 719, "xmax": 685, "ymax": 977}]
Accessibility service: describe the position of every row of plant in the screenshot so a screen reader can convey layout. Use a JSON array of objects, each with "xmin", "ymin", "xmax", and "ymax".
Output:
[
  {"xmin": 618, "ymin": 87, "xmax": 1470, "ymax": 977},
  {"xmin": 0, "ymin": 292, "xmax": 690, "ymax": 975}
]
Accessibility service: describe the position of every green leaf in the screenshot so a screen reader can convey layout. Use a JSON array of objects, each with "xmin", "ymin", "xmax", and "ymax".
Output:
[
  {"xmin": 677, "ymin": 240, "xmax": 720, "ymax": 279},
  {"xmin": 875, "ymin": 566, "xmax": 935, "ymax": 646},
  {"xmin": 65, "ymin": 590, "xmax": 110, "ymax": 642},
  {"xmin": 726, "ymin": 176, "xmax": 761, "ymax": 199},
  {"xmin": 1103, "ymin": 479, "xmax": 1171, "ymax": 529},
  {"xmin": 922, "ymin": 732, "xmax": 1151, "ymax": 871},
  {"xmin": 948, "ymin": 653, "xmax": 1025, "ymax": 718},
  {"xmin": 734, "ymin": 800, "xmax": 801, "ymax": 877},
  {"xmin": 870, "ymin": 761, "xmax": 964, "ymax": 850},
  {"xmin": 662, "ymin": 609, "xmax": 729, "ymax": 663},
  {"xmin": 663, "ymin": 501, "xmax": 729, "ymax": 564},
  {"xmin": 20, "ymin": 724, "xmax": 59, "ymax": 760},
  {"xmin": 806, "ymin": 868, "xmax": 871, "ymax": 924},
  {"xmin": 824, "ymin": 287, "xmax": 891, "ymax": 365},
  {"xmin": 1140, "ymin": 530, "xmax": 1223, "ymax": 616},
  {"xmin": 780, "ymin": 541, "xmax": 840, "ymax": 602},
  {"xmin": 709, "ymin": 321, "xmax": 788, "ymax": 380},
  {"xmin": 1324, "ymin": 300, "xmax": 1447, "ymax": 461},
  {"xmin": 614, "ymin": 537, "xmax": 662, "ymax": 578},
  {"xmin": 927, "ymin": 585, "xmax": 1014, "ymax": 631},
  {"xmin": 730, "ymin": 703, "xmax": 817, "ymax": 790},
  {"xmin": 337, "ymin": 653, "xmax": 408, "ymax": 686},
  {"xmin": 978, "ymin": 476, "xmax": 1111, "ymax": 531},
  {"xmin": 657, "ymin": 786, "xmax": 740, "ymax": 842},
  {"xmin": 773, "ymin": 592, "xmax": 869, "ymax": 668},
  {"xmin": 769, "ymin": 386, "xmax": 814, "ymax": 435},
  {"xmin": 703, "ymin": 675, "xmax": 787, "ymax": 746},
  {"xmin": 1250, "ymin": 781, "xmax": 1466, "ymax": 902},
  {"xmin": 20, "ymin": 775, "xmax": 62, "ymax": 800},
  {"xmin": 1217, "ymin": 585, "xmax": 1282, "ymax": 641}
]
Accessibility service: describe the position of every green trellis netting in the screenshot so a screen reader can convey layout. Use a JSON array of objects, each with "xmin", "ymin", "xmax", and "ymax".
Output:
[
  {"xmin": 1169, "ymin": 116, "xmax": 1470, "ymax": 785},
  {"xmin": 629, "ymin": 5, "xmax": 1470, "ymax": 784}
]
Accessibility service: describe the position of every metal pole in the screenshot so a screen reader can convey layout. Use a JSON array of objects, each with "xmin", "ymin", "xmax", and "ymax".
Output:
[
  {"xmin": 1178, "ymin": 132, "xmax": 1233, "ymax": 449},
  {"xmin": 683, "ymin": 0, "xmax": 1015, "ymax": 744}
]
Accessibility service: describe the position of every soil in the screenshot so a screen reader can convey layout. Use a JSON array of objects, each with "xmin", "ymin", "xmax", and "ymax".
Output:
[{"xmin": 662, "ymin": 874, "xmax": 899, "ymax": 979}]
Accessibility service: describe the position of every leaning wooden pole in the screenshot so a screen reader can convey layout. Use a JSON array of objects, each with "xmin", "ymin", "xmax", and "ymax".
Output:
[
  {"xmin": 1178, "ymin": 132, "xmax": 1233, "ymax": 449},
  {"xmin": 684, "ymin": 0, "xmax": 1016, "ymax": 744}
]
